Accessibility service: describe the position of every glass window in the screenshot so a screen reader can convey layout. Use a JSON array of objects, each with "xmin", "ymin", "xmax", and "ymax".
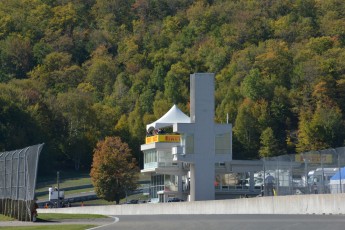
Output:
[
  {"xmin": 181, "ymin": 133, "xmax": 194, "ymax": 154},
  {"xmin": 144, "ymin": 150, "xmax": 157, "ymax": 164},
  {"xmin": 150, "ymin": 175, "xmax": 164, "ymax": 198},
  {"xmin": 157, "ymin": 150, "xmax": 173, "ymax": 162},
  {"xmin": 215, "ymin": 132, "xmax": 231, "ymax": 154}
]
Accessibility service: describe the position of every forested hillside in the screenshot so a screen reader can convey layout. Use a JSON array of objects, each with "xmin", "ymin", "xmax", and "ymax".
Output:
[{"xmin": 1, "ymin": 0, "xmax": 345, "ymax": 174}]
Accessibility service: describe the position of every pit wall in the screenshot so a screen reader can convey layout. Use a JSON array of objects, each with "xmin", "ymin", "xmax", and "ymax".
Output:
[{"xmin": 38, "ymin": 194, "xmax": 345, "ymax": 216}]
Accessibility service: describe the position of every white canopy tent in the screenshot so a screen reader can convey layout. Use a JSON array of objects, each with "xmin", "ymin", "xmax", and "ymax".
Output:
[{"xmin": 146, "ymin": 104, "xmax": 190, "ymax": 131}]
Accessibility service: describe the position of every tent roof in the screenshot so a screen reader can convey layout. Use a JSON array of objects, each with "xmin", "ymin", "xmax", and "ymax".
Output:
[
  {"xmin": 331, "ymin": 167, "xmax": 345, "ymax": 180},
  {"xmin": 146, "ymin": 104, "xmax": 190, "ymax": 131}
]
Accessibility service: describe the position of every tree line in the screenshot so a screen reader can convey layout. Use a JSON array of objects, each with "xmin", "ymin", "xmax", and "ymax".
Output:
[{"xmin": 1, "ymin": 0, "xmax": 345, "ymax": 175}]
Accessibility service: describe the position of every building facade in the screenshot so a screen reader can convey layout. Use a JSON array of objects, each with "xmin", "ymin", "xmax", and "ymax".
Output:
[{"xmin": 141, "ymin": 73, "xmax": 261, "ymax": 202}]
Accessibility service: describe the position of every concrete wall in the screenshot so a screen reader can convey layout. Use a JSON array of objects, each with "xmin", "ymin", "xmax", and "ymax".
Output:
[{"xmin": 38, "ymin": 194, "xmax": 345, "ymax": 215}]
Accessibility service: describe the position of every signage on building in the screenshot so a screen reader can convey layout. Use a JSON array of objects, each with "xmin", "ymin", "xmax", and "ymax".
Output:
[{"xmin": 146, "ymin": 135, "xmax": 180, "ymax": 144}]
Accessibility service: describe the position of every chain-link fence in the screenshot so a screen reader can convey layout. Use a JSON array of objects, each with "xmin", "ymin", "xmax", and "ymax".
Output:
[
  {"xmin": 260, "ymin": 147, "xmax": 345, "ymax": 196},
  {"xmin": 0, "ymin": 144, "xmax": 43, "ymax": 221}
]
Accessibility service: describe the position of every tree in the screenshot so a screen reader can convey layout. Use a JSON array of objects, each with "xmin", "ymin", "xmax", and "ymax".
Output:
[
  {"xmin": 0, "ymin": 35, "xmax": 34, "ymax": 80},
  {"xmin": 241, "ymin": 68, "xmax": 267, "ymax": 101},
  {"xmin": 233, "ymin": 99, "xmax": 261, "ymax": 159},
  {"xmin": 259, "ymin": 127, "xmax": 285, "ymax": 158},
  {"xmin": 55, "ymin": 89, "xmax": 96, "ymax": 170},
  {"xmin": 90, "ymin": 136, "xmax": 139, "ymax": 204},
  {"xmin": 29, "ymin": 51, "xmax": 84, "ymax": 94},
  {"xmin": 164, "ymin": 62, "xmax": 189, "ymax": 104},
  {"xmin": 297, "ymin": 102, "xmax": 345, "ymax": 152},
  {"xmin": 84, "ymin": 48, "xmax": 117, "ymax": 100}
]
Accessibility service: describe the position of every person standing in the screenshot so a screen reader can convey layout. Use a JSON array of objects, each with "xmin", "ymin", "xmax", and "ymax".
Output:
[
  {"xmin": 313, "ymin": 182, "xmax": 318, "ymax": 194},
  {"xmin": 265, "ymin": 173, "xmax": 275, "ymax": 196}
]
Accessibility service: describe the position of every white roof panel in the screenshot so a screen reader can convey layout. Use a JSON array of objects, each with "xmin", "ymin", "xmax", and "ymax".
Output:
[{"xmin": 146, "ymin": 104, "xmax": 190, "ymax": 131}]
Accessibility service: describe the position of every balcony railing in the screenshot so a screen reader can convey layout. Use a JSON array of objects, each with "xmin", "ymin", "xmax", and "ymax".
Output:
[
  {"xmin": 145, "ymin": 134, "xmax": 180, "ymax": 144},
  {"xmin": 144, "ymin": 162, "xmax": 179, "ymax": 170}
]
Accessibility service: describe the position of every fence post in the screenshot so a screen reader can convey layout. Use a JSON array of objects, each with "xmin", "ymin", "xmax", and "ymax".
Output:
[
  {"xmin": 320, "ymin": 150, "xmax": 325, "ymax": 193},
  {"xmin": 336, "ymin": 148, "xmax": 343, "ymax": 194}
]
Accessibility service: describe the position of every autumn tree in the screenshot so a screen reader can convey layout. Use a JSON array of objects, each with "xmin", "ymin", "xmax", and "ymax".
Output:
[
  {"xmin": 259, "ymin": 127, "xmax": 286, "ymax": 158},
  {"xmin": 297, "ymin": 102, "xmax": 345, "ymax": 153},
  {"xmin": 233, "ymin": 99, "xmax": 261, "ymax": 159},
  {"xmin": 90, "ymin": 136, "xmax": 139, "ymax": 204}
]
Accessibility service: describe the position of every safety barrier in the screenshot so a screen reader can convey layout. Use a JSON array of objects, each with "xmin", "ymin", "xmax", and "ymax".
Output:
[{"xmin": 38, "ymin": 193, "xmax": 345, "ymax": 215}]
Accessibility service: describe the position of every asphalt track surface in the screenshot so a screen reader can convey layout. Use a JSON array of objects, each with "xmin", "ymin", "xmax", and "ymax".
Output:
[{"xmin": 1, "ymin": 214, "xmax": 345, "ymax": 230}]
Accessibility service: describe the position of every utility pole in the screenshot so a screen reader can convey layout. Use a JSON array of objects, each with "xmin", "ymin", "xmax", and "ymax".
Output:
[{"xmin": 57, "ymin": 171, "xmax": 60, "ymax": 208}]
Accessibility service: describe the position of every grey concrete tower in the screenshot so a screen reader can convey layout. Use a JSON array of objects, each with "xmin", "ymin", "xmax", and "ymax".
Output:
[{"xmin": 173, "ymin": 73, "xmax": 232, "ymax": 201}]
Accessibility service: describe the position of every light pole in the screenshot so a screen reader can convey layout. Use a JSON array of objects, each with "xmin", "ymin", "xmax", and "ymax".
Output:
[
  {"xmin": 57, "ymin": 171, "xmax": 60, "ymax": 208},
  {"xmin": 332, "ymin": 148, "xmax": 342, "ymax": 193},
  {"xmin": 303, "ymin": 157, "xmax": 309, "ymax": 194}
]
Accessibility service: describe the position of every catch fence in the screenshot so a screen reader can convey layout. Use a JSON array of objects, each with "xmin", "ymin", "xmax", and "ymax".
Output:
[
  {"xmin": 261, "ymin": 147, "xmax": 345, "ymax": 196},
  {"xmin": 0, "ymin": 144, "xmax": 43, "ymax": 221}
]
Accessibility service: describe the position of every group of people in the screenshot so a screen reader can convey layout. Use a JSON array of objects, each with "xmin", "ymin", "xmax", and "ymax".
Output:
[{"xmin": 146, "ymin": 129, "xmax": 166, "ymax": 136}]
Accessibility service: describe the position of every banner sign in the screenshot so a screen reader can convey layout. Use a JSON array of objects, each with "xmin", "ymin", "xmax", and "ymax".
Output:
[{"xmin": 146, "ymin": 135, "xmax": 180, "ymax": 144}]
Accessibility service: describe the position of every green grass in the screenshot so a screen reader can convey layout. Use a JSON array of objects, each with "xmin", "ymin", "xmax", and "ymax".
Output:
[
  {"xmin": 72, "ymin": 193, "xmax": 149, "ymax": 206},
  {"xmin": 0, "ymin": 213, "xmax": 105, "ymax": 230},
  {"xmin": 35, "ymin": 171, "xmax": 150, "ymax": 207},
  {"xmin": 0, "ymin": 214, "xmax": 99, "ymax": 230},
  {"xmin": 73, "ymin": 199, "xmax": 114, "ymax": 206},
  {"xmin": 0, "ymin": 213, "xmax": 106, "ymax": 222},
  {"xmin": 36, "ymin": 187, "xmax": 95, "ymax": 200},
  {"xmin": 36, "ymin": 177, "xmax": 92, "ymax": 193},
  {"xmin": 0, "ymin": 215, "xmax": 14, "ymax": 221},
  {"xmin": 36, "ymin": 171, "xmax": 149, "ymax": 192},
  {"xmin": 37, "ymin": 213, "xmax": 107, "ymax": 221},
  {"xmin": 0, "ymin": 225, "xmax": 96, "ymax": 230},
  {"xmin": 37, "ymin": 171, "xmax": 90, "ymax": 183}
]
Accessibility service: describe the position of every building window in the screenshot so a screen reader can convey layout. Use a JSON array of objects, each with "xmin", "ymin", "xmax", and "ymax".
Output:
[
  {"xmin": 144, "ymin": 150, "xmax": 158, "ymax": 169},
  {"xmin": 150, "ymin": 175, "xmax": 164, "ymax": 198},
  {"xmin": 215, "ymin": 132, "xmax": 231, "ymax": 154},
  {"xmin": 164, "ymin": 175, "xmax": 178, "ymax": 192},
  {"xmin": 181, "ymin": 133, "xmax": 194, "ymax": 154},
  {"xmin": 157, "ymin": 150, "xmax": 173, "ymax": 162},
  {"xmin": 144, "ymin": 150, "xmax": 157, "ymax": 164}
]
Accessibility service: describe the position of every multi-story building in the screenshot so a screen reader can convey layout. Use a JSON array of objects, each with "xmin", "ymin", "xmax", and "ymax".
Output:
[{"xmin": 141, "ymin": 73, "xmax": 262, "ymax": 203}]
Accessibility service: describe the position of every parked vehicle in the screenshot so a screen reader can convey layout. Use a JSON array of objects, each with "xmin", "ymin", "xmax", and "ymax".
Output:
[
  {"xmin": 167, "ymin": 197, "xmax": 184, "ymax": 202},
  {"xmin": 126, "ymin": 199, "xmax": 139, "ymax": 204},
  {"xmin": 308, "ymin": 168, "xmax": 339, "ymax": 193},
  {"xmin": 47, "ymin": 187, "xmax": 65, "ymax": 208}
]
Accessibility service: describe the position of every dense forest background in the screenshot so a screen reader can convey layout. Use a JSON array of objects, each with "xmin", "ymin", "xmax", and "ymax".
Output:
[{"xmin": 1, "ymin": 0, "xmax": 345, "ymax": 175}]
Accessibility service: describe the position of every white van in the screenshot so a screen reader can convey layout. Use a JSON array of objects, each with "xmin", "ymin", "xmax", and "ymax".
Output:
[{"xmin": 308, "ymin": 168, "xmax": 339, "ymax": 193}]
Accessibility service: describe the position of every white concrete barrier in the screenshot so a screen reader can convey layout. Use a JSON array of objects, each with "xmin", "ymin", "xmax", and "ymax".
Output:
[{"xmin": 38, "ymin": 194, "xmax": 345, "ymax": 215}]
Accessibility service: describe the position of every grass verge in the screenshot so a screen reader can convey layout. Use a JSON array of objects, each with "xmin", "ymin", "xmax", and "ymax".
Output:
[
  {"xmin": 37, "ymin": 213, "xmax": 107, "ymax": 221},
  {"xmin": 36, "ymin": 187, "xmax": 95, "ymax": 200},
  {"xmin": 36, "ymin": 176, "xmax": 91, "ymax": 193},
  {"xmin": 0, "ymin": 213, "xmax": 105, "ymax": 230},
  {"xmin": 0, "ymin": 213, "xmax": 106, "ymax": 222},
  {"xmin": 0, "ymin": 225, "xmax": 96, "ymax": 230},
  {"xmin": 0, "ymin": 215, "xmax": 14, "ymax": 221},
  {"xmin": 72, "ymin": 193, "xmax": 149, "ymax": 206}
]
